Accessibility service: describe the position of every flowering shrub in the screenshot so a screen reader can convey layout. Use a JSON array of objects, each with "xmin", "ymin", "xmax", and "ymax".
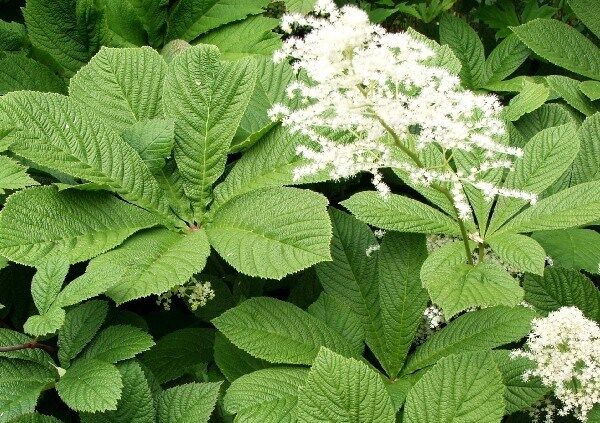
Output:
[{"xmin": 0, "ymin": 0, "xmax": 599, "ymax": 422}]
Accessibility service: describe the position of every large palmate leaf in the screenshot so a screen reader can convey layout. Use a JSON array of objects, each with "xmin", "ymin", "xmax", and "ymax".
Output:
[
  {"xmin": 213, "ymin": 297, "xmax": 357, "ymax": 365},
  {"xmin": 0, "ymin": 156, "xmax": 37, "ymax": 195},
  {"xmin": 498, "ymin": 180, "xmax": 600, "ymax": 234},
  {"xmin": 0, "ymin": 54, "xmax": 66, "ymax": 95},
  {"xmin": 403, "ymin": 352, "xmax": 505, "ymax": 423},
  {"xmin": 297, "ymin": 348, "xmax": 396, "ymax": 423},
  {"xmin": 488, "ymin": 123, "xmax": 579, "ymax": 234},
  {"xmin": 56, "ymin": 359, "xmax": 123, "ymax": 413},
  {"xmin": 163, "ymin": 44, "xmax": 257, "ymax": 215},
  {"xmin": 157, "ymin": 382, "xmax": 221, "ymax": 423},
  {"xmin": 0, "ymin": 187, "xmax": 158, "ymax": 266},
  {"xmin": 223, "ymin": 367, "xmax": 308, "ymax": 423},
  {"xmin": 403, "ymin": 306, "xmax": 536, "ymax": 374},
  {"xmin": 532, "ymin": 229, "xmax": 600, "ymax": 274},
  {"xmin": 524, "ymin": 267, "xmax": 600, "ymax": 322},
  {"xmin": 511, "ymin": 18, "xmax": 600, "ymax": 80},
  {"xmin": 0, "ymin": 92, "xmax": 175, "ymax": 224},
  {"xmin": 342, "ymin": 192, "xmax": 461, "ymax": 236},
  {"xmin": 70, "ymin": 47, "xmax": 167, "ymax": 132},
  {"xmin": 23, "ymin": 0, "xmax": 103, "ymax": 76},
  {"xmin": 166, "ymin": 0, "xmax": 270, "ymax": 41},
  {"xmin": 207, "ymin": 187, "xmax": 331, "ymax": 280},
  {"xmin": 82, "ymin": 228, "xmax": 211, "ymax": 304}
]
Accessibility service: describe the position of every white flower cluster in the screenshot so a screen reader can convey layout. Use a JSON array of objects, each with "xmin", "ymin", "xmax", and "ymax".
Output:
[
  {"xmin": 157, "ymin": 278, "xmax": 215, "ymax": 311},
  {"xmin": 415, "ymin": 304, "xmax": 446, "ymax": 344},
  {"xmin": 270, "ymin": 0, "xmax": 536, "ymax": 219},
  {"xmin": 511, "ymin": 307, "xmax": 600, "ymax": 421}
]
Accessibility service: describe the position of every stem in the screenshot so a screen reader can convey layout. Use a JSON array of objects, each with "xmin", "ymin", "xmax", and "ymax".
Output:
[
  {"xmin": 0, "ymin": 341, "xmax": 55, "ymax": 354},
  {"xmin": 478, "ymin": 243, "xmax": 485, "ymax": 263}
]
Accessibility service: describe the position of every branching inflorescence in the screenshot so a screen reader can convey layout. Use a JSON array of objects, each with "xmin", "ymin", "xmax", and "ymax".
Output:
[{"xmin": 269, "ymin": 0, "xmax": 536, "ymax": 221}]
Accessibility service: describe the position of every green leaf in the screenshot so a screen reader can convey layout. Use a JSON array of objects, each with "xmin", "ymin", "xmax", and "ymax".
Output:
[
  {"xmin": 6, "ymin": 413, "xmax": 62, "ymax": 423},
  {"xmin": 162, "ymin": 45, "xmax": 257, "ymax": 215},
  {"xmin": 121, "ymin": 119, "xmax": 175, "ymax": 173},
  {"xmin": 511, "ymin": 18, "xmax": 600, "ymax": 80},
  {"xmin": 80, "ymin": 360, "xmax": 155, "ymax": 423},
  {"xmin": 487, "ymin": 233, "xmax": 546, "ymax": 275},
  {"xmin": 488, "ymin": 123, "xmax": 580, "ymax": 234},
  {"xmin": 82, "ymin": 325, "xmax": 154, "ymax": 364},
  {"xmin": 95, "ymin": 0, "xmax": 147, "ymax": 47},
  {"xmin": 31, "ymin": 256, "xmax": 69, "ymax": 314},
  {"xmin": 0, "ymin": 358, "xmax": 56, "ymax": 385},
  {"xmin": 0, "ymin": 187, "xmax": 158, "ymax": 266},
  {"xmin": 141, "ymin": 328, "xmax": 214, "ymax": 384},
  {"xmin": 297, "ymin": 348, "xmax": 396, "ymax": 423},
  {"xmin": 56, "ymin": 359, "xmax": 123, "ymax": 413},
  {"xmin": 0, "ymin": 54, "xmax": 65, "ymax": 95},
  {"xmin": 546, "ymin": 75, "xmax": 598, "ymax": 116},
  {"xmin": 0, "ymin": 20, "xmax": 28, "ymax": 51},
  {"xmin": 501, "ymin": 81, "xmax": 549, "ymax": 122},
  {"xmin": 23, "ymin": 306, "xmax": 66, "ymax": 337},
  {"xmin": 524, "ymin": 267, "xmax": 600, "ymax": 322},
  {"xmin": 571, "ymin": 113, "xmax": 600, "ymax": 185},
  {"xmin": 0, "ymin": 156, "xmax": 38, "ymax": 194},
  {"xmin": 166, "ymin": 0, "xmax": 269, "ymax": 41},
  {"xmin": 514, "ymin": 103, "xmax": 576, "ymax": 141},
  {"xmin": 580, "ymin": 80, "xmax": 600, "ymax": 101},
  {"xmin": 69, "ymin": 47, "xmax": 167, "ymax": 132},
  {"xmin": 223, "ymin": 367, "xmax": 308, "ymax": 422},
  {"xmin": 498, "ymin": 180, "xmax": 600, "ymax": 233},
  {"xmin": 377, "ymin": 233, "xmax": 429, "ymax": 378},
  {"xmin": 213, "ymin": 332, "xmax": 270, "ymax": 382},
  {"xmin": 439, "ymin": 14, "xmax": 485, "ymax": 88},
  {"xmin": 212, "ymin": 297, "xmax": 357, "ymax": 365},
  {"xmin": 77, "ymin": 228, "xmax": 210, "ymax": 305},
  {"xmin": 423, "ymin": 259, "xmax": 523, "ymax": 319},
  {"xmin": 0, "ymin": 380, "xmax": 47, "ymax": 423},
  {"xmin": 342, "ymin": 192, "xmax": 460, "ymax": 236},
  {"xmin": 403, "ymin": 306, "xmax": 536, "ymax": 374},
  {"xmin": 0, "ymin": 92, "xmax": 174, "ymax": 224},
  {"xmin": 403, "ymin": 352, "xmax": 505, "ymax": 423},
  {"xmin": 483, "ymin": 35, "xmax": 529, "ymax": 84},
  {"xmin": 308, "ymin": 293, "xmax": 365, "ymax": 357},
  {"xmin": 491, "ymin": 350, "xmax": 549, "ymax": 414},
  {"xmin": 198, "ymin": 16, "xmax": 281, "ymax": 60},
  {"xmin": 123, "ymin": 0, "xmax": 168, "ymax": 47},
  {"xmin": 157, "ymin": 382, "xmax": 221, "ymax": 423},
  {"xmin": 58, "ymin": 300, "xmax": 109, "ymax": 367},
  {"xmin": 284, "ymin": 0, "xmax": 316, "ymax": 13},
  {"xmin": 23, "ymin": 0, "xmax": 103, "ymax": 76},
  {"xmin": 406, "ymin": 28, "xmax": 462, "ymax": 75},
  {"xmin": 207, "ymin": 187, "xmax": 332, "ymax": 280},
  {"xmin": 532, "ymin": 229, "xmax": 600, "ymax": 274},
  {"xmin": 0, "ymin": 329, "xmax": 54, "ymax": 367},
  {"xmin": 568, "ymin": 0, "xmax": 600, "ymax": 39}
]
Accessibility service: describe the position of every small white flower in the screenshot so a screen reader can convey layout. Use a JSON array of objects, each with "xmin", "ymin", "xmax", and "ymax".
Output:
[{"xmin": 365, "ymin": 243, "xmax": 380, "ymax": 257}]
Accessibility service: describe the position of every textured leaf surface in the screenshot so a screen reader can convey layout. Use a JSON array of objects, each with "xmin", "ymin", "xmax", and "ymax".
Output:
[
  {"xmin": 142, "ymin": 328, "xmax": 214, "ymax": 384},
  {"xmin": 213, "ymin": 332, "xmax": 270, "ymax": 382},
  {"xmin": 546, "ymin": 75, "xmax": 598, "ymax": 116},
  {"xmin": 571, "ymin": 113, "xmax": 600, "ymax": 185},
  {"xmin": 121, "ymin": 119, "xmax": 175, "ymax": 173},
  {"xmin": 56, "ymin": 359, "xmax": 123, "ymax": 413},
  {"xmin": 23, "ymin": 306, "xmax": 65, "ymax": 337},
  {"xmin": 58, "ymin": 300, "xmax": 109, "ymax": 366},
  {"xmin": 483, "ymin": 35, "xmax": 529, "ymax": 84},
  {"xmin": 581, "ymin": 80, "xmax": 600, "ymax": 101},
  {"xmin": 0, "ymin": 187, "xmax": 157, "ymax": 266},
  {"xmin": 491, "ymin": 350, "xmax": 549, "ymax": 414},
  {"xmin": 0, "ymin": 156, "xmax": 37, "ymax": 195},
  {"xmin": 532, "ymin": 229, "xmax": 600, "ymax": 274},
  {"xmin": 83, "ymin": 325, "xmax": 155, "ymax": 363},
  {"xmin": 342, "ymin": 192, "xmax": 460, "ymax": 235},
  {"xmin": 223, "ymin": 367, "xmax": 307, "ymax": 421},
  {"xmin": 157, "ymin": 382, "xmax": 221, "ymax": 423},
  {"xmin": 0, "ymin": 92, "xmax": 173, "ymax": 223},
  {"xmin": 403, "ymin": 352, "xmax": 505, "ymax": 423},
  {"xmin": 499, "ymin": 180, "xmax": 600, "ymax": 233},
  {"xmin": 487, "ymin": 233, "xmax": 546, "ymax": 275},
  {"xmin": 166, "ymin": 0, "xmax": 269, "ymax": 41},
  {"xmin": 85, "ymin": 228, "xmax": 211, "ymax": 304},
  {"xmin": 524, "ymin": 267, "xmax": 600, "ymax": 322},
  {"xmin": 0, "ymin": 329, "xmax": 54, "ymax": 367},
  {"xmin": 0, "ymin": 380, "xmax": 46, "ymax": 423},
  {"xmin": 511, "ymin": 18, "xmax": 600, "ymax": 79},
  {"xmin": 297, "ymin": 348, "xmax": 395, "ymax": 423},
  {"xmin": 207, "ymin": 187, "xmax": 331, "ymax": 279},
  {"xmin": 23, "ymin": 0, "xmax": 103, "ymax": 76},
  {"xmin": 163, "ymin": 44, "xmax": 256, "ymax": 214},
  {"xmin": 70, "ymin": 47, "xmax": 166, "ymax": 132},
  {"xmin": 568, "ymin": 0, "xmax": 600, "ymax": 38},
  {"xmin": 0, "ymin": 20, "xmax": 27, "ymax": 51},
  {"xmin": 404, "ymin": 306, "xmax": 536, "ymax": 373},
  {"xmin": 31, "ymin": 256, "xmax": 69, "ymax": 314},
  {"xmin": 377, "ymin": 233, "xmax": 428, "ymax": 378},
  {"xmin": 439, "ymin": 14, "xmax": 485, "ymax": 88},
  {"xmin": 6, "ymin": 413, "xmax": 62, "ymax": 423},
  {"xmin": 213, "ymin": 297, "xmax": 356, "ymax": 365},
  {"xmin": 0, "ymin": 54, "xmax": 65, "ymax": 95},
  {"xmin": 501, "ymin": 81, "xmax": 549, "ymax": 122}
]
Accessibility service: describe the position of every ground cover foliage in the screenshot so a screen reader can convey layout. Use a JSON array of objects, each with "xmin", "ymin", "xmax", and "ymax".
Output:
[{"xmin": 0, "ymin": 0, "xmax": 599, "ymax": 422}]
